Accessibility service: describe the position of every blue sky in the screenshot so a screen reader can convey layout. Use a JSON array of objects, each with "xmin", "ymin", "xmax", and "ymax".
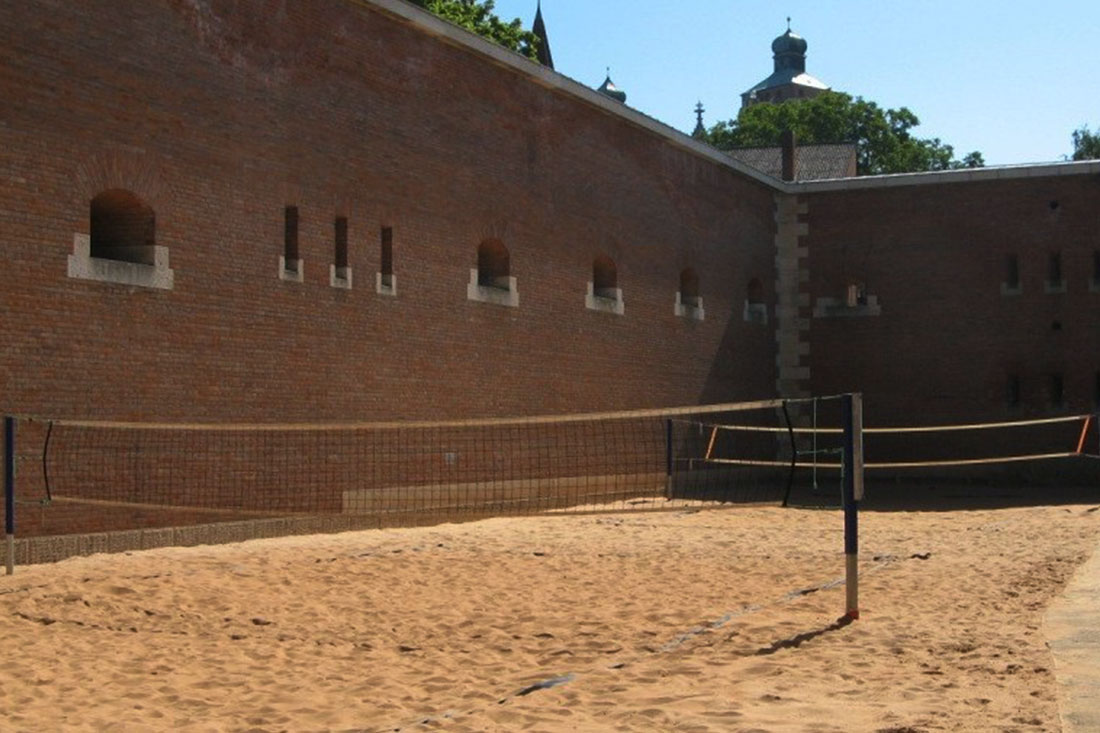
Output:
[{"xmin": 488, "ymin": 1, "xmax": 1099, "ymax": 165}]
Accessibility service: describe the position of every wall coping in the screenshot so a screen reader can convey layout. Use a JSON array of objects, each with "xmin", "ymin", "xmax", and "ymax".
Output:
[
  {"xmin": 357, "ymin": 0, "xmax": 780, "ymax": 190},
  {"xmin": 788, "ymin": 158, "xmax": 1100, "ymax": 194},
  {"xmin": 360, "ymin": 2, "xmax": 1100, "ymax": 196}
]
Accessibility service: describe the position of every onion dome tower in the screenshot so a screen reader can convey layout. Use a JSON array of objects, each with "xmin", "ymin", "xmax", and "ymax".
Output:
[
  {"xmin": 741, "ymin": 19, "xmax": 830, "ymax": 109},
  {"xmin": 597, "ymin": 68, "xmax": 627, "ymax": 104}
]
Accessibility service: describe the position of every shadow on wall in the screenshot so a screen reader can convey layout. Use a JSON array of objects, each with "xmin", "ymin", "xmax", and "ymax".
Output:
[{"xmin": 696, "ymin": 279, "xmax": 775, "ymax": 406}]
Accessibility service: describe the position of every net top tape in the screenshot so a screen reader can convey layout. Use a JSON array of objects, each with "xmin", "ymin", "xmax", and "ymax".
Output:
[{"xmin": 19, "ymin": 396, "xmax": 842, "ymax": 433}]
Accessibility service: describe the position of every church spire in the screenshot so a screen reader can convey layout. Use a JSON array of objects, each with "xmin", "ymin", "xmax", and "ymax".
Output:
[
  {"xmin": 532, "ymin": 1, "xmax": 554, "ymax": 69},
  {"xmin": 692, "ymin": 101, "xmax": 706, "ymax": 138}
]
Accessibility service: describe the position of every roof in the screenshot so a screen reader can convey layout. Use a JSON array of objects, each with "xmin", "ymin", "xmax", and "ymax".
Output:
[
  {"xmin": 742, "ymin": 70, "xmax": 829, "ymax": 98},
  {"xmin": 727, "ymin": 143, "xmax": 857, "ymax": 181},
  {"xmin": 357, "ymin": 0, "xmax": 1097, "ymax": 194}
]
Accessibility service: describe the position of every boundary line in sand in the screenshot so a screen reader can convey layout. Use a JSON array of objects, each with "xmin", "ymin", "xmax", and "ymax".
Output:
[
  {"xmin": 374, "ymin": 554, "xmax": 910, "ymax": 732},
  {"xmin": 1044, "ymin": 519, "xmax": 1100, "ymax": 732}
]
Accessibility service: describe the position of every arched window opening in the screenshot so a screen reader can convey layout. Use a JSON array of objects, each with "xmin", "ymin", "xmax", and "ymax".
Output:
[
  {"xmin": 90, "ymin": 189, "xmax": 156, "ymax": 265},
  {"xmin": 593, "ymin": 255, "xmax": 617, "ymax": 298},
  {"xmin": 674, "ymin": 267, "xmax": 703, "ymax": 321},
  {"xmin": 477, "ymin": 239, "xmax": 510, "ymax": 290}
]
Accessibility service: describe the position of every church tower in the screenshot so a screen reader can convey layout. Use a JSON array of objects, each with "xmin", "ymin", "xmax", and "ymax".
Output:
[
  {"xmin": 741, "ymin": 20, "xmax": 830, "ymax": 109},
  {"xmin": 532, "ymin": 0, "xmax": 553, "ymax": 69}
]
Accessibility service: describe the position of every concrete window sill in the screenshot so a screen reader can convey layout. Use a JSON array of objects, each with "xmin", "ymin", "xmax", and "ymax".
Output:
[
  {"xmin": 67, "ymin": 233, "xmax": 174, "ymax": 290},
  {"xmin": 467, "ymin": 269, "xmax": 518, "ymax": 307}
]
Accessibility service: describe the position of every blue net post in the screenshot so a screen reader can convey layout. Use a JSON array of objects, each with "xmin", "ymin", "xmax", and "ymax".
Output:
[
  {"xmin": 664, "ymin": 418, "xmax": 673, "ymax": 498},
  {"xmin": 4, "ymin": 416, "xmax": 14, "ymax": 575},
  {"xmin": 841, "ymin": 394, "xmax": 862, "ymax": 620}
]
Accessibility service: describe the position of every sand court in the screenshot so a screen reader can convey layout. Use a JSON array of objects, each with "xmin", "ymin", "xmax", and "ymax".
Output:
[{"xmin": 0, "ymin": 502, "xmax": 1097, "ymax": 732}]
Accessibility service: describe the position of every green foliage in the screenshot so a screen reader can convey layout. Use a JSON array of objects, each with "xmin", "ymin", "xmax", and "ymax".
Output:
[
  {"xmin": 409, "ymin": 0, "xmax": 540, "ymax": 61},
  {"xmin": 703, "ymin": 92, "xmax": 983, "ymax": 175},
  {"xmin": 1070, "ymin": 126, "xmax": 1100, "ymax": 161}
]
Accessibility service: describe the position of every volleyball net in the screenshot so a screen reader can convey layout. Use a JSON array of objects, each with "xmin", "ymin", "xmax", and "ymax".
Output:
[
  {"xmin": 3, "ymin": 397, "xmax": 848, "ymax": 542},
  {"xmin": 687, "ymin": 409, "xmax": 1099, "ymax": 496}
]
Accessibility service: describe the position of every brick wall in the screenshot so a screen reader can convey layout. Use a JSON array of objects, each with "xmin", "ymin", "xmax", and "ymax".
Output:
[
  {"xmin": 0, "ymin": 0, "xmax": 778, "ymax": 427},
  {"xmin": 800, "ymin": 175, "xmax": 1100, "ymax": 425}
]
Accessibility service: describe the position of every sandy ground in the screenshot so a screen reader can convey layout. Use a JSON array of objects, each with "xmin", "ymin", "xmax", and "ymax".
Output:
[{"xmin": 1, "ymin": 503, "xmax": 1098, "ymax": 732}]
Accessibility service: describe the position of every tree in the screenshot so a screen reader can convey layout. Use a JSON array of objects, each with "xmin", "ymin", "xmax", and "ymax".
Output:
[
  {"xmin": 703, "ymin": 92, "xmax": 983, "ymax": 175},
  {"xmin": 409, "ymin": 0, "xmax": 540, "ymax": 61},
  {"xmin": 1071, "ymin": 126, "xmax": 1100, "ymax": 161}
]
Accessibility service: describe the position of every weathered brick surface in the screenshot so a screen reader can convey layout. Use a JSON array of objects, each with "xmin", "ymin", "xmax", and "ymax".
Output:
[
  {"xmin": 0, "ymin": 0, "xmax": 778, "ymax": 429},
  {"xmin": 800, "ymin": 177, "xmax": 1100, "ymax": 424},
  {"xmin": 0, "ymin": 1, "xmax": 780, "ymax": 538}
]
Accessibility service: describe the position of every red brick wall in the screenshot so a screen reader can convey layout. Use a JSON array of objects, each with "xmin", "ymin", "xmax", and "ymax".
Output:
[
  {"xmin": 0, "ymin": 0, "xmax": 778, "ymax": 426},
  {"xmin": 801, "ymin": 175, "xmax": 1100, "ymax": 425}
]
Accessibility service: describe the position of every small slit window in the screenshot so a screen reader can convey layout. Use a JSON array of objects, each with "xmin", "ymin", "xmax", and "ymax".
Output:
[
  {"xmin": 467, "ymin": 238, "xmax": 518, "ymax": 307},
  {"xmin": 1045, "ymin": 251, "xmax": 1065, "ymax": 293},
  {"xmin": 1048, "ymin": 373, "xmax": 1065, "ymax": 408},
  {"xmin": 1002, "ymin": 253, "xmax": 1020, "ymax": 295},
  {"xmin": 280, "ymin": 205, "xmax": 303, "ymax": 282},
  {"xmin": 330, "ymin": 216, "xmax": 351, "ymax": 289},
  {"xmin": 1007, "ymin": 374, "xmax": 1021, "ymax": 408},
  {"xmin": 377, "ymin": 226, "xmax": 395, "ymax": 296},
  {"xmin": 743, "ymin": 277, "xmax": 767, "ymax": 324},
  {"xmin": 586, "ymin": 254, "xmax": 623, "ymax": 314},
  {"xmin": 675, "ymin": 268, "xmax": 704, "ymax": 321}
]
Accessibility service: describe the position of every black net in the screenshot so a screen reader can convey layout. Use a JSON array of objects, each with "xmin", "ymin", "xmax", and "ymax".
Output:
[{"xmin": 5, "ymin": 400, "xmax": 820, "ymax": 539}]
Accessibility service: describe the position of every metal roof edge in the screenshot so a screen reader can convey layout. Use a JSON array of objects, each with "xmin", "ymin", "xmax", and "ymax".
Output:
[{"xmin": 785, "ymin": 159, "xmax": 1100, "ymax": 194}]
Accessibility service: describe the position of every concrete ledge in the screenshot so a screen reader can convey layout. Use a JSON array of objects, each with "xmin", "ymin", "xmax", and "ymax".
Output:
[
  {"xmin": 467, "ymin": 269, "xmax": 518, "ymax": 307},
  {"xmin": 1, "ymin": 515, "xmax": 387, "ymax": 568},
  {"xmin": 813, "ymin": 295, "xmax": 882, "ymax": 318},
  {"xmin": 674, "ymin": 292, "xmax": 705, "ymax": 321},
  {"xmin": 330, "ymin": 264, "xmax": 353, "ymax": 289},
  {"xmin": 743, "ymin": 301, "xmax": 768, "ymax": 324},
  {"xmin": 1045, "ymin": 538, "xmax": 1100, "ymax": 732},
  {"xmin": 279, "ymin": 256, "xmax": 303, "ymax": 282},
  {"xmin": 67, "ymin": 233, "xmax": 174, "ymax": 290},
  {"xmin": 585, "ymin": 282, "xmax": 624, "ymax": 315},
  {"xmin": 376, "ymin": 272, "xmax": 397, "ymax": 296}
]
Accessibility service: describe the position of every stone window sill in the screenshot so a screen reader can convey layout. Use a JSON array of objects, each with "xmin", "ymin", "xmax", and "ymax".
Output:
[
  {"xmin": 67, "ymin": 233, "xmax": 174, "ymax": 290},
  {"xmin": 376, "ymin": 273, "xmax": 397, "ymax": 297},
  {"xmin": 585, "ymin": 283, "xmax": 624, "ymax": 315},
  {"xmin": 674, "ymin": 293, "xmax": 705, "ymax": 321},
  {"xmin": 743, "ymin": 301, "xmax": 768, "ymax": 325},
  {"xmin": 279, "ymin": 257, "xmax": 303, "ymax": 282},
  {"xmin": 467, "ymin": 269, "xmax": 518, "ymax": 307},
  {"xmin": 330, "ymin": 265, "xmax": 352, "ymax": 290},
  {"xmin": 813, "ymin": 295, "xmax": 881, "ymax": 318}
]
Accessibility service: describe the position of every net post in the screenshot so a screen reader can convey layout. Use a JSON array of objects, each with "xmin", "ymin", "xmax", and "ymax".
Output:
[
  {"xmin": 5, "ymin": 416, "xmax": 14, "ymax": 576},
  {"xmin": 665, "ymin": 418, "xmax": 673, "ymax": 497},
  {"xmin": 841, "ymin": 394, "xmax": 862, "ymax": 620}
]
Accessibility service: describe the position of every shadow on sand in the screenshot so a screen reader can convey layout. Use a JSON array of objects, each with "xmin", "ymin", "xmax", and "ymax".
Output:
[{"xmin": 787, "ymin": 475, "xmax": 1100, "ymax": 513}]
